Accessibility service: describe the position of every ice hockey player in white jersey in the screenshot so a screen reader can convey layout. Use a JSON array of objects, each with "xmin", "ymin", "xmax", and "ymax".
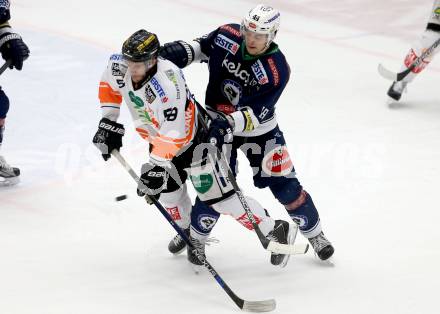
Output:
[
  {"xmin": 0, "ymin": 0, "xmax": 30, "ymax": 186},
  {"xmin": 92, "ymin": 29, "xmax": 298, "ymax": 269},
  {"xmin": 387, "ymin": 0, "xmax": 440, "ymax": 102}
]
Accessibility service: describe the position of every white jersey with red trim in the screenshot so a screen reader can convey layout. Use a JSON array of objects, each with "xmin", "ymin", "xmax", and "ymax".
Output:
[{"xmin": 98, "ymin": 54, "xmax": 198, "ymax": 164}]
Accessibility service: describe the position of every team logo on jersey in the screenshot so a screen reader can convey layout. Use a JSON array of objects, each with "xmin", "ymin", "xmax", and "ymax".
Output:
[
  {"xmin": 262, "ymin": 146, "xmax": 294, "ymax": 177},
  {"xmin": 236, "ymin": 213, "xmax": 262, "ymax": 230},
  {"xmin": 222, "ymin": 57, "xmax": 258, "ymax": 87},
  {"xmin": 145, "ymin": 85, "xmax": 156, "ymax": 104},
  {"xmin": 267, "ymin": 57, "xmax": 280, "ymax": 86},
  {"xmin": 215, "ymin": 34, "xmax": 239, "ymax": 55},
  {"xmin": 251, "ymin": 60, "xmax": 269, "ymax": 85},
  {"xmin": 197, "ymin": 214, "xmax": 218, "ymax": 232},
  {"xmin": 221, "ymin": 79, "xmax": 242, "ymax": 106},
  {"xmin": 150, "ymin": 77, "xmax": 168, "ymax": 103},
  {"xmin": 435, "ymin": 7, "xmax": 440, "ymax": 15}
]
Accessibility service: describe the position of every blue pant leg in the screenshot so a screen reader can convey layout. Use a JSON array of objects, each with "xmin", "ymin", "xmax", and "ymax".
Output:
[
  {"xmin": 241, "ymin": 126, "xmax": 322, "ymax": 237},
  {"xmin": 0, "ymin": 87, "xmax": 9, "ymax": 119},
  {"xmin": 190, "ymin": 197, "xmax": 221, "ymax": 236}
]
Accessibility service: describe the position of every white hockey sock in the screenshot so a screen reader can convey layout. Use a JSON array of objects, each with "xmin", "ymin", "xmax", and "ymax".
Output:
[
  {"xmin": 400, "ymin": 29, "xmax": 440, "ymax": 83},
  {"xmin": 212, "ymin": 195, "xmax": 275, "ymax": 236},
  {"xmin": 160, "ymin": 184, "xmax": 192, "ymax": 229}
]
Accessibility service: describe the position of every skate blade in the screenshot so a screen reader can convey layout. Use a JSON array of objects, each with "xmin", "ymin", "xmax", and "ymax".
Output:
[{"xmin": 0, "ymin": 176, "xmax": 20, "ymax": 186}]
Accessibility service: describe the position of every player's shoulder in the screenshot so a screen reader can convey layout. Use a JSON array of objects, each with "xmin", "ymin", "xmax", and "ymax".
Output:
[
  {"xmin": 106, "ymin": 53, "xmax": 128, "ymax": 78},
  {"xmin": 157, "ymin": 58, "xmax": 186, "ymax": 83},
  {"xmin": 217, "ymin": 23, "xmax": 242, "ymax": 39},
  {"xmin": 258, "ymin": 46, "xmax": 290, "ymax": 87}
]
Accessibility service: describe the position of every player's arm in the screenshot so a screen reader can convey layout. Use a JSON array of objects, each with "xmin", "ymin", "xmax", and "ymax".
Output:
[
  {"xmin": 229, "ymin": 59, "xmax": 290, "ymax": 135},
  {"xmin": 93, "ymin": 56, "xmax": 125, "ymax": 161},
  {"xmin": 0, "ymin": 1, "xmax": 30, "ymax": 70},
  {"xmin": 159, "ymin": 27, "xmax": 221, "ymax": 68}
]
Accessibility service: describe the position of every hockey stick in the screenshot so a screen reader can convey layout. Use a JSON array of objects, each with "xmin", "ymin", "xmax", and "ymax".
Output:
[
  {"xmin": 111, "ymin": 150, "xmax": 276, "ymax": 312},
  {"xmin": 0, "ymin": 60, "xmax": 12, "ymax": 75},
  {"xmin": 197, "ymin": 110, "xmax": 309, "ymax": 256},
  {"xmin": 378, "ymin": 37, "xmax": 440, "ymax": 81}
]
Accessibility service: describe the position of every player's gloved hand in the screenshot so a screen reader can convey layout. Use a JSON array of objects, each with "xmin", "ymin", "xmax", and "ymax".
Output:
[
  {"xmin": 0, "ymin": 32, "xmax": 30, "ymax": 70},
  {"xmin": 207, "ymin": 115, "xmax": 233, "ymax": 148},
  {"xmin": 92, "ymin": 118, "xmax": 125, "ymax": 161},
  {"xmin": 137, "ymin": 163, "xmax": 168, "ymax": 199},
  {"xmin": 159, "ymin": 41, "xmax": 194, "ymax": 68}
]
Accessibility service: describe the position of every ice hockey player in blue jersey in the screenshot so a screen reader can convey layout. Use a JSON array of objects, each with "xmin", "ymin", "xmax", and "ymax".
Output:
[
  {"xmin": 0, "ymin": 0, "xmax": 30, "ymax": 186},
  {"xmin": 160, "ymin": 4, "xmax": 334, "ymax": 261}
]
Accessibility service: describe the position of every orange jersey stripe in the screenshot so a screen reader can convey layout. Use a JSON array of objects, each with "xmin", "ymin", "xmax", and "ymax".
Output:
[{"xmin": 99, "ymin": 82, "xmax": 123, "ymax": 104}]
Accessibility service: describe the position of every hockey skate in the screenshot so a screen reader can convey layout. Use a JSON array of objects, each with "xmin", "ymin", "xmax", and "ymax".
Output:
[
  {"xmin": 387, "ymin": 81, "xmax": 407, "ymax": 102},
  {"xmin": 267, "ymin": 220, "xmax": 298, "ymax": 268},
  {"xmin": 308, "ymin": 231, "xmax": 334, "ymax": 261},
  {"xmin": 168, "ymin": 228, "xmax": 189, "ymax": 255},
  {"xmin": 0, "ymin": 155, "xmax": 20, "ymax": 186},
  {"xmin": 186, "ymin": 235, "xmax": 207, "ymax": 274}
]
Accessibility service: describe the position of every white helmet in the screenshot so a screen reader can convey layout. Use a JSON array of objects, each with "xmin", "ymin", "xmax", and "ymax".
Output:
[{"xmin": 241, "ymin": 4, "xmax": 281, "ymax": 47}]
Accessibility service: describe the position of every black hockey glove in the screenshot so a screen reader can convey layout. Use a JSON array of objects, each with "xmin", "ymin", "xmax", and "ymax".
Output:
[
  {"xmin": 207, "ymin": 116, "xmax": 233, "ymax": 148},
  {"xmin": 92, "ymin": 118, "xmax": 125, "ymax": 161},
  {"xmin": 0, "ymin": 32, "xmax": 30, "ymax": 70},
  {"xmin": 137, "ymin": 163, "xmax": 168, "ymax": 199},
  {"xmin": 159, "ymin": 41, "xmax": 194, "ymax": 68}
]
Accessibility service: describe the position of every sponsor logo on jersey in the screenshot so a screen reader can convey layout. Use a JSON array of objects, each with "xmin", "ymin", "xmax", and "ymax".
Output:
[
  {"xmin": 262, "ymin": 146, "xmax": 294, "ymax": 177},
  {"xmin": 165, "ymin": 69, "xmax": 181, "ymax": 99},
  {"xmin": 110, "ymin": 54, "xmax": 123, "ymax": 61},
  {"xmin": 129, "ymin": 91, "xmax": 154, "ymax": 125},
  {"xmin": 166, "ymin": 206, "xmax": 181, "ymax": 221},
  {"xmin": 220, "ymin": 25, "xmax": 241, "ymax": 37},
  {"xmin": 221, "ymin": 79, "xmax": 242, "ymax": 106},
  {"xmin": 190, "ymin": 174, "xmax": 214, "ymax": 194},
  {"xmin": 435, "ymin": 7, "xmax": 440, "ymax": 15},
  {"xmin": 251, "ymin": 60, "xmax": 269, "ymax": 85},
  {"xmin": 249, "ymin": 22, "xmax": 257, "ymax": 29},
  {"xmin": 150, "ymin": 77, "xmax": 168, "ymax": 103},
  {"xmin": 111, "ymin": 63, "xmax": 126, "ymax": 77},
  {"xmin": 267, "ymin": 57, "xmax": 280, "ymax": 86},
  {"xmin": 222, "ymin": 58, "xmax": 258, "ymax": 87},
  {"xmin": 236, "ymin": 213, "xmax": 262, "ymax": 230},
  {"xmin": 215, "ymin": 34, "xmax": 239, "ymax": 55},
  {"xmin": 145, "ymin": 85, "xmax": 156, "ymax": 104},
  {"xmin": 197, "ymin": 214, "xmax": 218, "ymax": 232}
]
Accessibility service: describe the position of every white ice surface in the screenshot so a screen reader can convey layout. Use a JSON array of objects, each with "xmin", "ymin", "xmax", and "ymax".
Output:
[{"xmin": 1, "ymin": 1, "xmax": 439, "ymax": 313}]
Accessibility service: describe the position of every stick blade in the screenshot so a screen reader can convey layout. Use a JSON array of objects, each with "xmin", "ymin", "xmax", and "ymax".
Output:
[
  {"xmin": 242, "ymin": 299, "xmax": 276, "ymax": 312},
  {"xmin": 378, "ymin": 63, "xmax": 398, "ymax": 81},
  {"xmin": 266, "ymin": 241, "xmax": 309, "ymax": 255}
]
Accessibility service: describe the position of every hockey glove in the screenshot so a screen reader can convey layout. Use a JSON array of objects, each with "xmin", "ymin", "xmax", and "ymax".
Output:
[
  {"xmin": 207, "ymin": 116, "xmax": 233, "ymax": 148},
  {"xmin": 0, "ymin": 32, "xmax": 30, "ymax": 70},
  {"xmin": 92, "ymin": 118, "xmax": 125, "ymax": 161},
  {"xmin": 137, "ymin": 163, "xmax": 168, "ymax": 199},
  {"xmin": 159, "ymin": 41, "xmax": 194, "ymax": 68}
]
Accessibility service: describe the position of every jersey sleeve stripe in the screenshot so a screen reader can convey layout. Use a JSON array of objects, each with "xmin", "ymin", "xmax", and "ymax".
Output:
[{"xmin": 99, "ymin": 82, "xmax": 123, "ymax": 104}]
